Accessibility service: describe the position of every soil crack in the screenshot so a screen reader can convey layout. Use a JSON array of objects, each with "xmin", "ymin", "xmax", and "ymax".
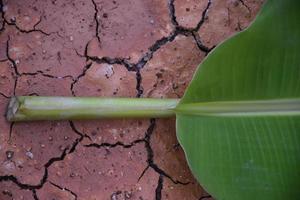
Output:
[
  {"xmin": 49, "ymin": 181, "xmax": 78, "ymax": 200},
  {"xmin": 91, "ymin": 0, "xmax": 101, "ymax": 44},
  {"xmin": 142, "ymin": 119, "xmax": 189, "ymax": 185},
  {"xmin": 2, "ymin": 11, "xmax": 51, "ymax": 36},
  {"xmin": 84, "ymin": 139, "xmax": 144, "ymax": 149},
  {"xmin": 199, "ymin": 195, "xmax": 212, "ymax": 200},
  {"xmin": 155, "ymin": 175, "xmax": 164, "ymax": 200},
  {"xmin": 239, "ymin": 0, "xmax": 251, "ymax": 13},
  {"xmin": 0, "ymin": 122, "xmax": 88, "ymax": 197}
]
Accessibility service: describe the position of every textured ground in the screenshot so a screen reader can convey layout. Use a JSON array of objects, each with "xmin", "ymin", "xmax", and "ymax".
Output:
[{"xmin": 0, "ymin": 0, "xmax": 264, "ymax": 199}]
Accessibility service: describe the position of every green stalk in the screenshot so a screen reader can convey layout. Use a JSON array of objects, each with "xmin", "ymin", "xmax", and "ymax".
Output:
[{"xmin": 6, "ymin": 96, "xmax": 179, "ymax": 121}]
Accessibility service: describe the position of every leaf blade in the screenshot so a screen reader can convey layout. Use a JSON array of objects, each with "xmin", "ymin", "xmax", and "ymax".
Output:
[{"xmin": 176, "ymin": 0, "xmax": 300, "ymax": 199}]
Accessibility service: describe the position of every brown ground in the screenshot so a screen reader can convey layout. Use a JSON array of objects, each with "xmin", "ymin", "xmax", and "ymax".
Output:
[{"xmin": 0, "ymin": 0, "xmax": 264, "ymax": 199}]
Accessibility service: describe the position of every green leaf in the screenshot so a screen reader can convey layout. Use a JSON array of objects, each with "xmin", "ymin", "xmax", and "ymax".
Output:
[{"xmin": 176, "ymin": 0, "xmax": 300, "ymax": 199}]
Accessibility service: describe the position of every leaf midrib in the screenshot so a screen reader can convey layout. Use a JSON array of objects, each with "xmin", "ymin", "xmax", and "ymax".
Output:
[{"xmin": 175, "ymin": 98, "xmax": 300, "ymax": 116}]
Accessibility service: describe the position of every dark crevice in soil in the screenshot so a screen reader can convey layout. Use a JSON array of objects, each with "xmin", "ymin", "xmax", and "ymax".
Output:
[
  {"xmin": 70, "ymin": 62, "xmax": 92, "ymax": 96},
  {"xmin": 194, "ymin": 0, "xmax": 212, "ymax": 32},
  {"xmin": 167, "ymin": 0, "xmax": 212, "ymax": 54},
  {"xmin": 135, "ymin": 31, "xmax": 177, "ymax": 70},
  {"xmin": 155, "ymin": 175, "xmax": 164, "ymax": 200},
  {"xmin": 6, "ymin": 36, "xmax": 73, "ymax": 82},
  {"xmin": 168, "ymin": 0, "xmax": 179, "ymax": 27},
  {"xmin": 0, "ymin": 148, "xmax": 68, "ymax": 190},
  {"xmin": 199, "ymin": 195, "xmax": 212, "ymax": 200},
  {"xmin": 72, "ymin": 55, "xmax": 141, "ymax": 96},
  {"xmin": 82, "ymin": 119, "xmax": 187, "ymax": 188},
  {"xmin": 135, "ymin": 70, "xmax": 143, "ymax": 97},
  {"xmin": 192, "ymin": 32, "xmax": 214, "ymax": 54},
  {"xmin": 0, "ymin": 92, "xmax": 9, "ymax": 98},
  {"xmin": 49, "ymin": 181, "xmax": 78, "ymax": 200},
  {"xmin": 2, "ymin": 10, "xmax": 51, "ymax": 36},
  {"xmin": 0, "ymin": 0, "xmax": 51, "ymax": 36},
  {"xmin": 28, "ymin": 92, "xmax": 40, "ymax": 96},
  {"xmin": 137, "ymin": 165, "xmax": 149, "ymax": 181},
  {"xmin": 84, "ymin": 139, "xmax": 144, "ymax": 149},
  {"xmin": 0, "ymin": 0, "xmax": 5, "ymax": 32},
  {"xmin": 6, "ymin": 36, "xmax": 19, "ymax": 75},
  {"xmin": 78, "ymin": 0, "xmax": 212, "ymax": 97},
  {"xmin": 0, "ymin": 123, "xmax": 86, "ymax": 195},
  {"xmin": 69, "ymin": 121, "xmax": 92, "ymax": 141},
  {"xmin": 143, "ymin": 119, "xmax": 189, "ymax": 185},
  {"xmin": 168, "ymin": 0, "xmax": 212, "ymax": 33},
  {"xmin": 12, "ymin": 74, "xmax": 17, "ymax": 96},
  {"xmin": 21, "ymin": 71, "xmax": 73, "ymax": 80},
  {"xmin": 32, "ymin": 189, "xmax": 39, "ymax": 200},
  {"xmin": 91, "ymin": 0, "xmax": 101, "ymax": 44},
  {"xmin": 238, "ymin": 0, "xmax": 251, "ymax": 13},
  {"xmin": 88, "ymin": 56, "xmax": 134, "ymax": 71}
]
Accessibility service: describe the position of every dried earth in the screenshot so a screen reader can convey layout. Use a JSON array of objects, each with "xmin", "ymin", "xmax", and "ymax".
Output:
[{"xmin": 0, "ymin": 0, "xmax": 264, "ymax": 199}]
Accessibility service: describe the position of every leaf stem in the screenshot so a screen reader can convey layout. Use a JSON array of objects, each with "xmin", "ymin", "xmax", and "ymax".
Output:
[{"xmin": 6, "ymin": 96, "xmax": 180, "ymax": 121}]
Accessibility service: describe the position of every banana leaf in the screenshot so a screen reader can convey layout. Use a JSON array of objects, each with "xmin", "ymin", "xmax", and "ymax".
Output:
[{"xmin": 176, "ymin": 0, "xmax": 300, "ymax": 199}]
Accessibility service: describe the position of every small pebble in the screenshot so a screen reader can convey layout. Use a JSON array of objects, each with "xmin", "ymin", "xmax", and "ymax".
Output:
[
  {"xmin": 59, "ymin": 145, "xmax": 65, "ymax": 151},
  {"xmin": 10, "ymin": 16, "xmax": 16, "ymax": 22},
  {"xmin": 64, "ymin": 136, "xmax": 69, "ymax": 140},
  {"xmin": 40, "ymin": 144, "xmax": 45, "ymax": 148},
  {"xmin": 124, "ymin": 191, "xmax": 132, "ymax": 199},
  {"xmin": 111, "ymin": 194, "xmax": 117, "ymax": 200},
  {"xmin": 6, "ymin": 150, "xmax": 14, "ymax": 160},
  {"xmin": 150, "ymin": 19, "xmax": 154, "ymax": 24},
  {"xmin": 48, "ymin": 136, "xmax": 53, "ymax": 141},
  {"xmin": 26, "ymin": 151, "xmax": 34, "ymax": 159},
  {"xmin": 70, "ymin": 36, "xmax": 74, "ymax": 41}
]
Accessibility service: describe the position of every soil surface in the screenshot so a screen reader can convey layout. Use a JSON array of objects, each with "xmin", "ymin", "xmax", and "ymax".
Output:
[{"xmin": 0, "ymin": 0, "xmax": 264, "ymax": 199}]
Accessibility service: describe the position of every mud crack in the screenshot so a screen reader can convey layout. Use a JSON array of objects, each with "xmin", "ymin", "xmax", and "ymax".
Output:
[
  {"xmin": 70, "ymin": 62, "xmax": 92, "ymax": 96},
  {"xmin": 91, "ymin": 0, "xmax": 101, "ymax": 44},
  {"xmin": 155, "ymin": 175, "xmax": 164, "ymax": 200},
  {"xmin": 143, "ymin": 119, "xmax": 189, "ymax": 185},
  {"xmin": 0, "ymin": 148, "xmax": 68, "ymax": 190},
  {"xmin": 6, "ymin": 36, "xmax": 74, "ymax": 82},
  {"xmin": 32, "ymin": 189, "xmax": 39, "ymax": 200},
  {"xmin": 238, "ymin": 0, "xmax": 251, "ymax": 13},
  {"xmin": 82, "ymin": 118, "xmax": 188, "ymax": 198},
  {"xmin": 49, "ymin": 181, "xmax": 78, "ymax": 200},
  {"xmin": 168, "ymin": 0, "xmax": 211, "ymax": 33},
  {"xmin": 192, "ymin": 32, "xmax": 214, "ymax": 54},
  {"xmin": 78, "ymin": 0, "xmax": 212, "ymax": 97},
  {"xmin": 0, "ymin": 92, "xmax": 9, "ymax": 98},
  {"xmin": 0, "ymin": 122, "xmax": 88, "ymax": 198},
  {"xmin": 168, "ymin": 0, "xmax": 213, "ymax": 53},
  {"xmin": 84, "ymin": 139, "xmax": 144, "ymax": 149},
  {"xmin": 199, "ymin": 195, "xmax": 212, "ymax": 200},
  {"xmin": 2, "ymin": 9, "xmax": 51, "ymax": 36},
  {"xmin": 0, "ymin": 0, "xmax": 6, "ymax": 32}
]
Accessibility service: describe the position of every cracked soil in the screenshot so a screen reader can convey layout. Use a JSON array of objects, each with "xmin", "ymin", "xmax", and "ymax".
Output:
[{"xmin": 0, "ymin": 0, "xmax": 264, "ymax": 199}]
